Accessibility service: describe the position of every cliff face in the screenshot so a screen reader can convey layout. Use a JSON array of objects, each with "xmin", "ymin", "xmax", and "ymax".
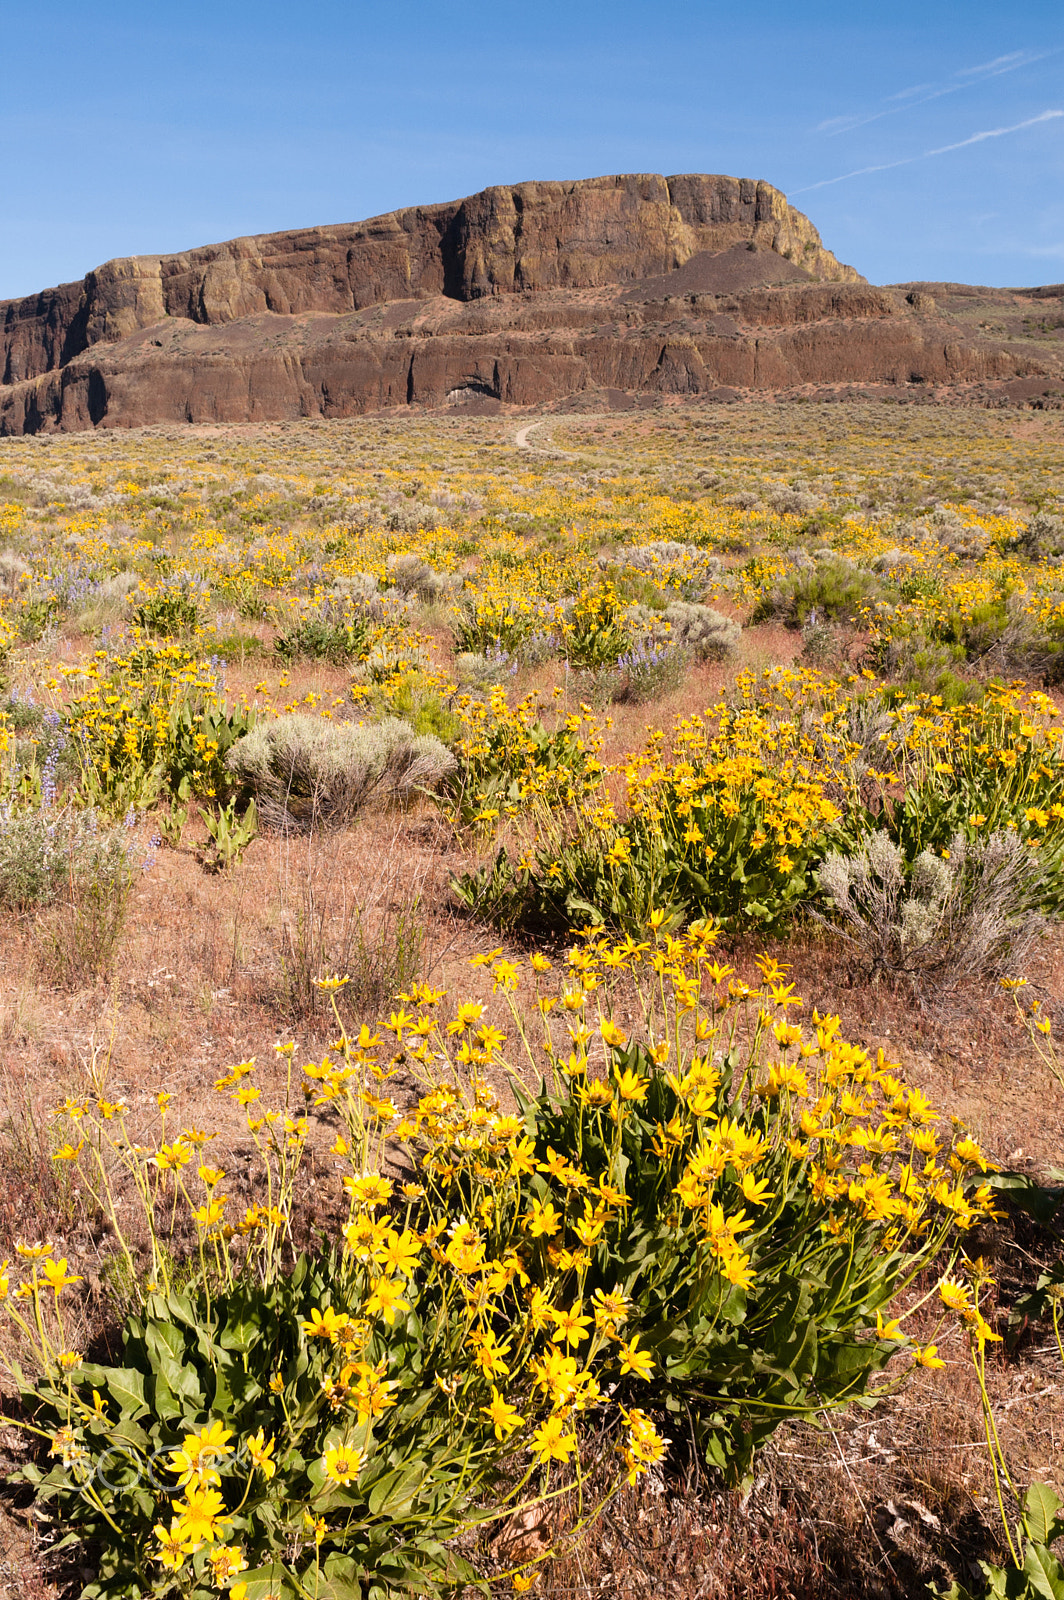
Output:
[
  {"xmin": 2, "ymin": 172, "xmax": 1061, "ymax": 433},
  {"xmin": 0, "ymin": 175, "xmax": 855, "ymax": 384}
]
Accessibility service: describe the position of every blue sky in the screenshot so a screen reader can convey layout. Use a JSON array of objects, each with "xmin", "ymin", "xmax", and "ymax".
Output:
[{"xmin": 2, "ymin": 0, "xmax": 1062, "ymax": 299}]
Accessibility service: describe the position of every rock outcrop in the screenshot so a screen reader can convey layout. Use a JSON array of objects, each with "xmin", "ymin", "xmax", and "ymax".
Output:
[{"xmin": 2, "ymin": 172, "xmax": 1061, "ymax": 432}]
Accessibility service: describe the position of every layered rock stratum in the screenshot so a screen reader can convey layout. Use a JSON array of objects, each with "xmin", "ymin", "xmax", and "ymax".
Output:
[{"xmin": 3, "ymin": 172, "xmax": 1063, "ymax": 432}]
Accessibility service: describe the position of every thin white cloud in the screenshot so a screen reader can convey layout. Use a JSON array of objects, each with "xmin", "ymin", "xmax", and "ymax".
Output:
[
  {"xmin": 955, "ymin": 51, "xmax": 1030, "ymax": 77},
  {"xmin": 793, "ymin": 109, "xmax": 1064, "ymax": 194},
  {"xmin": 814, "ymin": 48, "xmax": 1053, "ymax": 136},
  {"xmin": 929, "ymin": 109, "xmax": 1064, "ymax": 156},
  {"xmin": 884, "ymin": 84, "xmax": 936, "ymax": 103},
  {"xmin": 817, "ymin": 114, "xmax": 871, "ymax": 134}
]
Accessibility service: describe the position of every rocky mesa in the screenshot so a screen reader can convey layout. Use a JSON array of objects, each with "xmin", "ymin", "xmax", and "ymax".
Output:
[{"xmin": 2, "ymin": 171, "xmax": 1062, "ymax": 432}]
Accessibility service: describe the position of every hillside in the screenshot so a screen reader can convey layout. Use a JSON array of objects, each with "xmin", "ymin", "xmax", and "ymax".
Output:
[{"xmin": 2, "ymin": 171, "xmax": 1063, "ymax": 432}]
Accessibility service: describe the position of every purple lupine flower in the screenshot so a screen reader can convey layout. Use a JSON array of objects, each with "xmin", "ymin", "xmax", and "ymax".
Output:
[
  {"xmin": 41, "ymin": 748, "xmax": 60, "ymax": 809},
  {"xmin": 485, "ymin": 640, "xmax": 518, "ymax": 678}
]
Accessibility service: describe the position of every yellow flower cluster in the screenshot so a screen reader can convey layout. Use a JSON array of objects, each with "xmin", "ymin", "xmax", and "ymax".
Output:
[
  {"xmin": 451, "ymin": 685, "xmax": 606, "ymax": 825},
  {"xmin": 623, "ymin": 692, "xmax": 845, "ymax": 876}
]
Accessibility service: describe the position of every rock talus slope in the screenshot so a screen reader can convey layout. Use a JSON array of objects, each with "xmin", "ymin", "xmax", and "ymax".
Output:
[{"xmin": 1, "ymin": 172, "xmax": 1061, "ymax": 431}]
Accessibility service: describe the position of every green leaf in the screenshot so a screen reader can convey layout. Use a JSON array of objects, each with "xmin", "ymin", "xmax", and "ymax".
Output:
[
  {"xmin": 143, "ymin": 1321, "xmax": 199, "ymax": 1421},
  {"xmin": 367, "ymin": 1461, "xmax": 426, "ymax": 1518},
  {"xmin": 106, "ymin": 1417, "xmax": 152, "ymax": 1450},
  {"xmin": 929, "ymin": 1564, "xmax": 1004, "ymax": 1600},
  {"xmin": 988, "ymin": 1173, "xmax": 1064, "ymax": 1229},
  {"xmin": 1022, "ymin": 1543, "xmax": 1064, "ymax": 1600},
  {"xmin": 80, "ymin": 1364, "xmax": 148, "ymax": 1422},
  {"xmin": 718, "ymin": 1282, "xmax": 748, "ymax": 1325},
  {"xmin": 233, "ymin": 1564, "xmax": 295, "ymax": 1600},
  {"xmin": 320, "ymin": 1553, "xmax": 364, "ymax": 1598},
  {"xmin": 694, "ymin": 1418, "xmax": 731, "ymax": 1472},
  {"xmin": 1026, "ymin": 1484, "xmax": 1064, "ymax": 1548}
]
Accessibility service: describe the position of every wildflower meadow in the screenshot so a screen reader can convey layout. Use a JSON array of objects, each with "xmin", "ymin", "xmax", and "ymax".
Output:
[{"xmin": 0, "ymin": 403, "xmax": 1062, "ymax": 1598}]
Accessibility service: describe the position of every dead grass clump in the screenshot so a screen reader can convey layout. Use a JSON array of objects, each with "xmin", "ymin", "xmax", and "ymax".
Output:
[
  {"xmin": 0, "ymin": 1083, "xmax": 80, "ymax": 1254},
  {"xmin": 37, "ymin": 879, "xmax": 136, "ymax": 992},
  {"xmin": 273, "ymin": 824, "xmax": 439, "ymax": 1025}
]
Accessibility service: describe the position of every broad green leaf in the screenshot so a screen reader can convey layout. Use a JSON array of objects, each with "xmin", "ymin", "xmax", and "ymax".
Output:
[
  {"xmin": 106, "ymin": 1417, "xmax": 151, "ymax": 1450},
  {"xmin": 232, "ymin": 1564, "xmax": 296, "ymax": 1600},
  {"xmin": 143, "ymin": 1322, "xmax": 197, "ymax": 1421},
  {"xmin": 78, "ymin": 1364, "xmax": 148, "ymax": 1422},
  {"xmin": 219, "ymin": 1310, "xmax": 263, "ymax": 1351},
  {"xmin": 718, "ymin": 1282, "xmax": 748, "ymax": 1325},
  {"xmin": 367, "ymin": 1461, "xmax": 426, "ymax": 1517},
  {"xmin": 1026, "ymin": 1484, "xmax": 1064, "ymax": 1547},
  {"xmin": 988, "ymin": 1173, "xmax": 1064, "ymax": 1228},
  {"xmin": 1022, "ymin": 1543, "xmax": 1064, "ymax": 1600},
  {"xmin": 929, "ymin": 1569, "xmax": 1001, "ymax": 1600},
  {"xmin": 319, "ymin": 1553, "xmax": 364, "ymax": 1598}
]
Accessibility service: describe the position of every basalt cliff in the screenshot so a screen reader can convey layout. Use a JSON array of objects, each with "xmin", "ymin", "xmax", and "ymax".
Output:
[{"xmin": 2, "ymin": 172, "xmax": 1062, "ymax": 432}]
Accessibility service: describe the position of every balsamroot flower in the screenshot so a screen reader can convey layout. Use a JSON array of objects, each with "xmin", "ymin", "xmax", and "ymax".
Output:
[
  {"xmin": 322, "ymin": 1442, "xmax": 364, "ymax": 1485},
  {"xmin": 530, "ymin": 1414, "xmax": 578, "ymax": 1466}
]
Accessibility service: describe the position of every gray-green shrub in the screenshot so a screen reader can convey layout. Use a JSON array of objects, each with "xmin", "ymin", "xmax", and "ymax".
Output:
[
  {"xmin": 815, "ymin": 828, "xmax": 1043, "ymax": 989},
  {"xmin": 0, "ymin": 805, "xmax": 153, "ymax": 986},
  {"xmin": 227, "ymin": 714, "xmax": 455, "ymax": 832},
  {"xmin": 604, "ymin": 541, "xmax": 722, "ymax": 600},
  {"xmin": 752, "ymin": 559, "xmax": 883, "ymax": 629},
  {"xmin": 1013, "ymin": 511, "xmax": 1064, "ymax": 562},
  {"xmin": 384, "ymin": 553, "xmax": 457, "ymax": 599},
  {"xmin": 767, "ymin": 484, "xmax": 820, "ymax": 517},
  {"xmin": 658, "ymin": 600, "xmax": 741, "ymax": 660}
]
